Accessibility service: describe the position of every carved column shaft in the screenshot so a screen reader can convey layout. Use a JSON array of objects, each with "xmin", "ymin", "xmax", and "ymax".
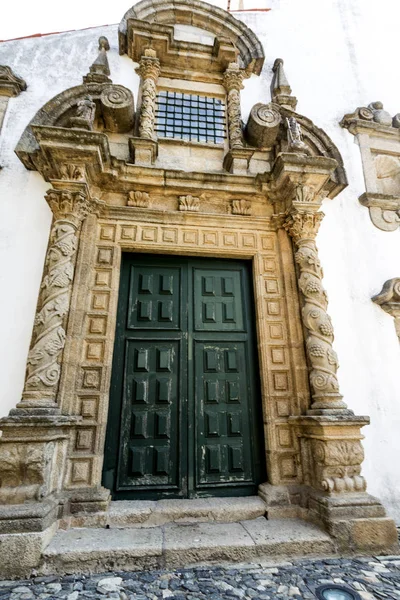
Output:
[
  {"xmin": 137, "ymin": 50, "xmax": 161, "ymax": 141},
  {"xmin": 20, "ymin": 189, "xmax": 102, "ymax": 410},
  {"xmin": 283, "ymin": 208, "xmax": 348, "ymax": 413},
  {"xmin": 223, "ymin": 63, "xmax": 245, "ymax": 150}
]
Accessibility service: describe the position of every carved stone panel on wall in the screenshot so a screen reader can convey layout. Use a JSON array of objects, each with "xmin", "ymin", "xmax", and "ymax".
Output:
[{"xmin": 341, "ymin": 102, "xmax": 400, "ymax": 231}]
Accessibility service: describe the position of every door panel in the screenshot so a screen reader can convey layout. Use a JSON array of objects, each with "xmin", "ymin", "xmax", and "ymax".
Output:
[
  {"xmin": 195, "ymin": 342, "xmax": 253, "ymax": 488},
  {"xmin": 117, "ymin": 339, "xmax": 180, "ymax": 491},
  {"xmin": 103, "ymin": 254, "xmax": 265, "ymax": 500}
]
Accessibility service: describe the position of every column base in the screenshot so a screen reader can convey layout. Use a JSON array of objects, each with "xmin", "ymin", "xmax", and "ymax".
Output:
[{"xmin": 308, "ymin": 490, "xmax": 399, "ymax": 553}]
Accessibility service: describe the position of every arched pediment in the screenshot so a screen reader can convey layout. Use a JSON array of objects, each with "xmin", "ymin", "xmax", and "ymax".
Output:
[
  {"xmin": 118, "ymin": 0, "xmax": 265, "ymax": 75},
  {"xmin": 16, "ymin": 83, "xmax": 134, "ymax": 170}
]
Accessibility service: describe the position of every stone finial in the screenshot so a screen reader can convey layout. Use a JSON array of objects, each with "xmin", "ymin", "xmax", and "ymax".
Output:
[
  {"xmin": 373, "ymin": 278, "xmax": 400, "ymax": 341},
  {"xmin": 341, "ymin": 101, "xmax": 400, "ymax": 130},
  {"xmin": 0, "ymin": 66, "xmax": 27, "ymax": 97},
  {"xmin": 271, "ymin": 58, "xmax": 297, "ymax": 111},
  {"xmin": 368, "ymin": 101, "xmax": 392, "ymax": 126},
  {"xmin": 83, "ymin": 37, "xmax": 112, "ymax": 84}
]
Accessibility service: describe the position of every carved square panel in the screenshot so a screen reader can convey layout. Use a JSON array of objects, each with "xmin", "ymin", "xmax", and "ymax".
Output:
[
  {"xmin": 99, "ymin": 225, "xmax": 116, "ymax": 241},
  {"xmin": 278, "ymin": 427, "xmax": 292, "ymax": 448},
  {"xmin": 273, "ymin": 371, "xmax": 289, "ymax": 391},
  {"xmin": 162, "ymin": 228, "xmax": 178, "ymax": 243},
  {"xmin": 223, "ymin": 233, "xmax": 238, "ymax": 247},
  {"xmin": 267, "ymin": 301, "xmax": 281, "ymax": 316},
  {"xmin": 268, "ymin": 324, "xmax": 284, "ymax": 340},
  {"xmin": 202, "ymin": 231, "xmax": 218, "ymax": 245},
  {"xmin": 88, "ymin": 316, "xmax": 107, "ymax": 335},
  {"xmin": 97, "ymin": 247, "xmax": 113, "ymax": 265},
  {"xmin": 261, "ymin": 235, "xmax": 275, "ymax": 251},
  {"xmin": 276, "ymin": 399, "xmax": 290, "ymax": 417},
  {"xmin": 279, "ymin": 455, "xmax": 297, "ymax": 479},
  {"xmin": 120, "ymin": 226, "xmax": 136, "ymax": 241},
  {"xmin": 182, "ymin": 229, "xmax": 199, "ymax": 245},
  {"xmin": 95, "ymin": 270, "xmax": 112, "ymax": 288},
  {"xmin": 265, "ymin": 278, "xmax": 279, "ymax": 294},
  {"xmin": 81, "ymin": 368, "xmax": 102, "ymax": 390},
  {"xmin": 75, "ymin": 428, "xmax": 95, "ymax": 452},
  {"xmin": 91, "ymin": 292, "xmax": 110, "ymax": 311},
  {"xmin": 79, "ymin": 396, "xmax": 99, "ymax": 419},
  {"xmin": 85, "ymin": 341, "xmax": 105, "ymax": 361},
  {"xmin": 241, "ymin": 234, "xmax": 256, "ymax": 248},
  {"xmin": 70, "ymin": 459, "xmax": 92, "ymax": 484},
  {"xmin": 141, "ymin": 227, "xmax": 158, "ymax": 242},
  {"xmin": 263, "ymin": 258, "xmax": 277, "ymax": 273},
  {"xmin": 271, "ymin": 347, "xmax": 285, "ymax": 364}
]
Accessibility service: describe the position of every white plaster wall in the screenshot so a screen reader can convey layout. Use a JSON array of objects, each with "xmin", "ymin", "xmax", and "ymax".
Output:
[{"xmin": 0, "ymin": 0, "xmax": 399, "ymax": 521}]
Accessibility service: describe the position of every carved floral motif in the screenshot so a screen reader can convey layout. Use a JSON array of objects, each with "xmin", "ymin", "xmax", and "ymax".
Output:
[
  {"xmin": 312, "ymin": 439, "xmax": 366, "ymax": 493},
  {"xmin": 0, "ymin": 443, "xmax": 52, "ymax": 503},
  {"xmin": 178, "ymin": 195, "xmax": 200, "ymax": 212},
  {"xmin": 60, "ymin": 164, "xmax": 85, "ymax": 181},
  {"xmin": 231, "ymin": 199, "xmax": 252, "ymax": 215},
  {"xmin": 127, "ymin": 190, "xmax": 150, "ymax": 208}
]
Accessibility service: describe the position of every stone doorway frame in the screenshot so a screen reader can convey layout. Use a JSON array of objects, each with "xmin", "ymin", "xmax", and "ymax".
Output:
[{"xmin": 64, "ymin": 208, "xmax": 309, "ymax": 499}]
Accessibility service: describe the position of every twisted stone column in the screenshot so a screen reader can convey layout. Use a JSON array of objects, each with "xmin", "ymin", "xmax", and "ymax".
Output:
[
  {"xmin": 20, "ymin": 188, "xmax": 103, "ymax": 411},
  {"xmin": 137, "ymin": 49, "xmax": 161, "ymax": 141},
  {"xmin": 283, "ymin": 207, "xmax": 348, "ymax": 413},
  {"xmin": 223, "ymin": 62, "xmax": 245, "ymax": 150}
]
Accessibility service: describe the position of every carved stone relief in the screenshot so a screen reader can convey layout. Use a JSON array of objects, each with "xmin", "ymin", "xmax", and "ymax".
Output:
[
  {"xmin": 341, "ymin": 101, "xmax": 400, "ymax": 231},
  {"xmin": 137, "ymin": 49, "xmax": 160, "ymax": 141},
  {"xmin": 231, "ymin": 199, "xmax": 251, "ymax": 215},
  {"xmin": 373, "ymin": 278, "xmax": 400, "ymax": 341},
  {"xmin": 127, "ymin": 190, "xmax": 150, "ymax": 208},
  {"xmin": 178, "ymin": 195, "xmax": 200, "ymax": 212}
]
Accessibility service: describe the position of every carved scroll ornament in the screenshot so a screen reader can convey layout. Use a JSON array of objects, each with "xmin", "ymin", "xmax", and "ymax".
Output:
[{"xmin": 313, "ymin": 438, "xmax": 366, "ymax": 493}]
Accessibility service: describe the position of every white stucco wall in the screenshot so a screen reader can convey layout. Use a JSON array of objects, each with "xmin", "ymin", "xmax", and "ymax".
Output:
[{"xmin": 0, "ymin": 0, "xmax": 399, "ymax": 521}]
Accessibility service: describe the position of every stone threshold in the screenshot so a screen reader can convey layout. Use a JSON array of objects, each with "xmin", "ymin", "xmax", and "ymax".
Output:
[
  {"xmin": 41, "ymin": 517, "xmax": 336, "ymax": 575},
  {"xmin": 61, "ymin": 496, "xmax": 268, "ymax": 529}
]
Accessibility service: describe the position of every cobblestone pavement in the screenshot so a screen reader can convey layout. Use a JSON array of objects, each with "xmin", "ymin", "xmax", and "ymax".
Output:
[{"xmin": 2, "ymin": 556, "xmax": 400, "ymax": 600}]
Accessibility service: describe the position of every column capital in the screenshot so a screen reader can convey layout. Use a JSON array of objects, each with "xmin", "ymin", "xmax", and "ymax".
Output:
[
  {"xmin": 223, "ymin": 62, "xmax": 245, "ymax": 92},
  {"xmin": 137, "ymin": 50, "xmax": 161, "ymax": 82},
  {"xmin": 45, "ymin": 188, "xmax": 105, "ymax": 226},
  {"xmin": 283, "ymin": 208, "xmax": 325, "ymax": 245}
]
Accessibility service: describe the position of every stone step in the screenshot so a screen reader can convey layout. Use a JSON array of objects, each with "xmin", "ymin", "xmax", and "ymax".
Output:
[
  {"xmin": 41, "ymin": 518, "xmax": 336, "ymax": 575},
  {"xmin": 107, "ymin": 496, "xmax": 267, "ymax": 528}
]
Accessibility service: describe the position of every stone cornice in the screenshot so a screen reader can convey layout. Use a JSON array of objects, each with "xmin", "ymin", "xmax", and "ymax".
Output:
[{"xmin": 0, "ymin": 65, "xmax": 27, "ymax": 97}]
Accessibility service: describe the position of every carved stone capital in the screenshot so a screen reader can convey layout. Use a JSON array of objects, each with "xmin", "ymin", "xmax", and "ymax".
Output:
[
  {"xmin": 283, "ymin": 209, "xmax": 324, "ymax": 244},
  {"xmin": 373, "ymin": 278, "xmax": 400, "ymax": 340},
  {"xmin": 137, "ymin": 52, "xmax": 161, "ymax": 83},
  {"xmin": 45, "ymin": 189, "xmax": 104, "ymax": 226},
  {"xmin": 0, "ymin": 65, "xmax": 27, "ymax": 97},
  {"xmin": 222, "ymin": 62, "xmax": 245, "ymax": 92}
]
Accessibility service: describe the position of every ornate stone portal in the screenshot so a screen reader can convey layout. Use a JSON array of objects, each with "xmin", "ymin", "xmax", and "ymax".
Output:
[{"xmin": 0, "ymin": 0, "xmax": 397, "ymax": 577}]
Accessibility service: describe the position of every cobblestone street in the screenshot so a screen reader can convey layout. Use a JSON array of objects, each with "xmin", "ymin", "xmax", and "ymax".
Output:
[{"xmin": 2, "ymin": 555, "xmax": 400, "ymax": 600}]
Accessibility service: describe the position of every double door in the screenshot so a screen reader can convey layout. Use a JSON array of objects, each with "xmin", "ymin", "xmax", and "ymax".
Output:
[{"xmin": 103, "ymin": 254, "xmax": 265, "ymax": 499}]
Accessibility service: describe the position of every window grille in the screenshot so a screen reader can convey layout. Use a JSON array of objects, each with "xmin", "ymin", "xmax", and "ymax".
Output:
[{"xmin": 155, "ymin": 91, "xmax": 226, "ymax": 144}]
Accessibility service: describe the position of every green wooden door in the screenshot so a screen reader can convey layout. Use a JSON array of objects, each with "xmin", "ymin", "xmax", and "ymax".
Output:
[{"xmin": 103, "ymin": 254, "xmax": 265, "ymax": 499}]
